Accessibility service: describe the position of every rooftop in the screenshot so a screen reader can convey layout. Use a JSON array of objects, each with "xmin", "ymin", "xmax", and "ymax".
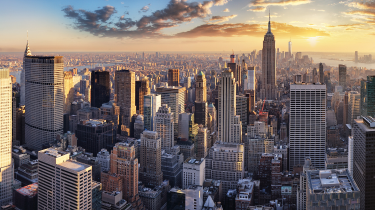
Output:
[
  {"xmin": 82, "ymin": 119, "xmax": 107, "ymax": 127},
  {"xmin": 16, "ymin": 183, "xmax": 38, "ymax": 197},
  {"xmin": 59, "ymin": 160, "xmax": 91, "ymax": 171},
  {"xmin": 184, "ymin": 157, "xmax": 204, "ymax": 165}
]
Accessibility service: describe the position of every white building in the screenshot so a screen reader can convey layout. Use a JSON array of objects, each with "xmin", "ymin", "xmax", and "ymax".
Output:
[
  {"xmin": 38, "ymin": 148, "xmax": 92, "ymax": 210},
  {"xmin": 97, "ymin": 148, "xmax": 110, "ymax": 172},
  {"xmin": 218, "ymin": 69, "xmax": 242, "ymax": 143},
  {"xmin": 155, "ymin": 104, "xmax": 174, "ymax": 152},
  {"xmin": 183, "ymin": 157, "xmax": 205, "ymax": 189},
  {"xmin": 25, "ymin": 55, "xmax": 64, "ymax": 150},
  {"xmin": 185, "ymin": 185, "xmax": 204, "ymax": 210},
  {"xmin": 144, "ymin": 94, "xmax": 161, "ymax": 131},
  {"xmin": 289, "ymin": 84, "xmax": 326, "ymax": 170},
  {"xmin": 348, "ymin": 91, "xmax": 360, "ymax": 127},
  {"xmin": 0, "ymin": 68, "xmax": 13, "ymax": 206}
]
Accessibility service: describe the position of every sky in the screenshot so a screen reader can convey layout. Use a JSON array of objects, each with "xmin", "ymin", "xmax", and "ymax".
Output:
[{"xmin": 1, "ymin": 0, "xmax": 375, "ymax": 52}]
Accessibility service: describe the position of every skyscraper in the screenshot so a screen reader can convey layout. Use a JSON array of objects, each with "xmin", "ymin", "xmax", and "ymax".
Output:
[
  {"xmin": 135, "ymin": 78, "xmax": 150, "ymax": 115},
  {"xmin": 116, "ymin": 70, "xmax": 137, "ymax": 134},
  {"xmin": 38, "ymin": 148, "xmax": 92, "ymax": 210},
  {"xmin": 21, "ymin": 39, "xmax": 32, "ymax": 106},
  {"xmin": 91, "ymin": 70, "xmax": 110, "ymax": 108},
  {"xmin": 140, "ymin": 131, "xmax": 163, "ymax": 187},
  {"xmin": 339, "ymin": 64, "xmax": 347, "ymax": 88},
  {"xmin": 155, "ymin": 104, "xmax": 174, "ymax": 152},
  {"xmin": 319, "ymin": 63, "xmax": 324, "ymax": 84},
  {"xmin": 288, "ymin": 40, "xmax": 292, "ymax": 59},
  {"xmin": 0, "ymin": 68, "xmax": 13, "ymax": 206},
  {"xmin": 63, "ymin": 72, "xmax": 74, "ymax": 114},
  {"xmin": 196, "ymin": 126, "xmax": 208, "ymax": 159},
  {"xmin": 260, "ymin": 14, "xmax": 277, "ymax": 100},
  {"xmin": 168, "ymin": 69, "xmax": 179, "ymax": 87},
  {"xmin": 144, "ymin": 94, "xmax": 161, "ymax": 131},
  {"xmin": 24, "ymin": 55, "xmax": 64, "ymax": 150},
  {"xmin": 353, "ymin": 117, "xmax": 375, "ymax": 210},
  {"xmin": 289, "ymin": 84, "xmax": 326, "ymax": 170},
  {"xmin": 218, "ymin": 69, "xmax": 242, "ymax": 143},
  {"xmin": 360, "ymin": 76, "xmax": 375, "ymax": 117},
  {"xmin": 195, "ymin": 71, "xmax": 208, "ymax": 126},
  {"xmin": 348, "ymin": 91, "xmax": 360, "ymax": 127}
]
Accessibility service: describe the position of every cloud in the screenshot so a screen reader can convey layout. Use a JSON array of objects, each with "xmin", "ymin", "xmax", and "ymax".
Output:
[
  {"xmin": 248, "ymin": 0, "xmax": 311, "ymax": 12},
  {"xmin": 223, "ymin": 8, "xmax": 230, "ymax": 12},
  {"xmin": 208, "ymin": 15, "xmax": 237, "ymax": 24},
  {"xmin": 348, "ymin": 1, "xmax": 375, "ymax": 10},
  {"xmin": 140, "ymin": 5, "xmax": 149, "ymax": 12},
  {"xmin": 175, "ymin": 21, "xmax": 329, "ymax": 38},
  {"xmin": 63, "ymin": 0, "xmax": 228, "ymax": 39}
]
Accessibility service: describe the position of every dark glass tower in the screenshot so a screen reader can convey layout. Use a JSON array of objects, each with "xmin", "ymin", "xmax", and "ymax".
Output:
[{"xmin": 91, "ymin": 70, "xmax": 110, "ymax": 108}]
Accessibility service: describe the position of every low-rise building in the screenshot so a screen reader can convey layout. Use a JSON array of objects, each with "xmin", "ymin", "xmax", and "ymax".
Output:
[{"xmin": 101, "ymin": 191, "xmax": 132, "ymax": 210}]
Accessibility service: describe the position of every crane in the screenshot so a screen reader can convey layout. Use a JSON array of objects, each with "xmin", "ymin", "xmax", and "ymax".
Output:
[{"xmin": 259, "ymin": 97, "xmax": 266, "ymax": 115}]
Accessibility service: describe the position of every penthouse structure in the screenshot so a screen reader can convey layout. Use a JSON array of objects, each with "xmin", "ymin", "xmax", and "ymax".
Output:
[{"xmin": 38, "ymin": 148, "xmax": 92, "ymax": 210}]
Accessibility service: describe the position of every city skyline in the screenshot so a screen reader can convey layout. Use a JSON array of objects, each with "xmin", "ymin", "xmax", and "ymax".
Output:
[{"xmin": 2, "ymin": 0, "xmax": 375, "ymax": 52}]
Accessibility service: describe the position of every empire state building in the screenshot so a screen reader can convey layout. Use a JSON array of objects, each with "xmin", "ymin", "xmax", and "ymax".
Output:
[{"xmin": 260, "ymin": 14, "xmax": 277, "ymax": 100}]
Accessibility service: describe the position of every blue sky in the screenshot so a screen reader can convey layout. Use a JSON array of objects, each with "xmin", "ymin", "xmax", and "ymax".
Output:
[{"xmin": 1, "ymin": 0, "xmax": 375, "ymax": 52}]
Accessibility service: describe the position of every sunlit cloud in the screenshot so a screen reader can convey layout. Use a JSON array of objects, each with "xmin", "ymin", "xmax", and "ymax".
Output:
[
  {"xmin": 208, "ymin": 15, "xmax": 237, "ymax": 24},
  {"xmin": 223, "ymin": 8, "xmax": 230, "ymax": 12},
  {"xmin": 248, "ymin": 0, "xmax": 312, "ymax": 12}
]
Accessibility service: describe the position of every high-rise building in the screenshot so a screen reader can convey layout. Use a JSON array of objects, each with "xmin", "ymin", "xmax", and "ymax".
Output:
[
  {"xmin": 109, "ymin": 142, "xmax": 142, "ymax": 204},
  {"xmin": 218, "ymin": 69, "xmax": 242, "ymax": 143},
  {"xmin": 161, "ymin": 146, "xmax": 183, "ymax": 188},
  {"xmin": 228, "ymin": 54, "xmax": 241, "ymax": 89},
  {"xmin": 38, "ymin": 148, "xmax": 92, "ymax": 210},
  {"xmin": 0, "ymin": 68, "xmax": 13, "ymax": 206},
  {"xmin": 144, "ymin": 94, "xmax": 161, "ymax": 131},
  {"xmin": 63, "ymin": 72, "xmax": 74, "ymax": 114},
  {"xmin": 156, "ymin": 86, "xmax": 186, "ymax": 139},
  {"xmin": 134, "ymin": 115, "xmax": 144, "ymax": 139},
  {"xmin": 348, "ymin": 91, "xmax": 360, "ymax": 127},
  {"xmin": 236, "ymin": 95, "xmax": 249, "ymax": 135},
  {"xmin": 205, "ymin": 143, "xmax": 244, "ymax": 199},
  {"xmin": 339, "ymin": 64, "xmax": 347, "ymax": 88},
  {"xmin": 353, "ymin": 117, "xmax": 375, "ymax": 210},
  {"xmin": 360, "ymin": 76, "xmax": 375, "ymax": 117},
  {"xmin": 135, "ymin": 78, "xmax": 150, "ymax": 115},
  {"xmin": 207, "ymin": 103, "xmax": 217, "ymax": 133},
  {"xmin": 91, "ymin": 70, "xmax": 110, "ymax": 108},
  {"xmin": 24, "ymin": 55, "xmax": 64, "ymax": 150},
  {"xmin": 343, "ymin": 92, "xmax": 349, "ymax": 126},
  {"xmin": 168, "ymin": 69, "xmax": 179, "ymax": 87},
  {"xmin": 178, "ymin": 113, "xmax": 198, "ymax": 142},
  {"xmin": 116, "ymin": 70, "xmax": 137, "ymax": 134},
  {"xmin": 183, "ymin": 157, "xmax": 205, "ymax": 189},
  {"xmin": 289, "ymin": 84, "xmax": 326, "ymax": 170},
  {"xmin": 76, "ymin": 119, "xmax": 116, "ymax": 155},
  {"xmin": 288, "ymin": 40, "xmax": 292, "ymax": 58},
  {"xmin": 21, "ymin": 40, "xmax": 32, "ymax": 106},
  {"xmin": 260, "ymin": 14, "xmax": 277, "ymax": 100},
  {"xmin": 195, "ymin": 102, "xmax": 208, "ymax": 127},
  {"xmin": 195, "ymin": 71, "xmax": 207, "ymax": 102},
  {"xmin": 196, "ymin": 126, "xmax": 208, "ymax": 159},
  {"xmin": 319, "ymin": 63, "xmax": 324, "ymax": 84},
  {"xmin": 155, "ymin": 104, "xmax": 174, "ymax": 152},
  {"xmin": 140, "ymin": 131, "xmax": 163, "ymax": 187}
]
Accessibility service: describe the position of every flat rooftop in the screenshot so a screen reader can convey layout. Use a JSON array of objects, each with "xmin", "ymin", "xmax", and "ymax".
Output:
[
  {"xmin": 59, "ymin": 160, "xmax": 90, "ymax": 171},
  {"xmin": 16, "ymin": 183, "xmax": 38, "ymax": 197}
]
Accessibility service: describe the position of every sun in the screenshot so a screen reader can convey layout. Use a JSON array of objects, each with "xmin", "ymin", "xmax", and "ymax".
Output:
[{"xmin": 306, "ymin": 37, "xmax": 320, "ymax": 47}]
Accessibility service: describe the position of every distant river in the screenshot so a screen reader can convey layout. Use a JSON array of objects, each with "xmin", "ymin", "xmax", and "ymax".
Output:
[{"xmin": 308, "ymin": 55, "xmax": 375, "ymax": 70}]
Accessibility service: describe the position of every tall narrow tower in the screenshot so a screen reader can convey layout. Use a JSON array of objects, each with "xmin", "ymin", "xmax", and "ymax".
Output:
[
  {"xmin": 0, "ymin": 68, "xmax": 13, "ymax": 206},
  {"xmin": 195, "ymin": 71, "xmax": 208, "ymax": 126},
  {"xmin": 25, "ymin": 54, "xmax": 64, "ymax": 150},
  {"xmin": 260, "ymin": 13, "xmax": 277, "ymax": 100},
  {"xmin": 21, "ymin": 37, "xmax": 32, "ymax": 106}
]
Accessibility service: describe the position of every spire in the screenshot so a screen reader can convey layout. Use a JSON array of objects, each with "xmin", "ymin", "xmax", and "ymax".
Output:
[
  {"xmin": 24, "ymin": 30, "xmax": 32, "ymax": 57},
  {"xmin": 268, "ymin": 9, "xmax": 271, "ymax": 33}
]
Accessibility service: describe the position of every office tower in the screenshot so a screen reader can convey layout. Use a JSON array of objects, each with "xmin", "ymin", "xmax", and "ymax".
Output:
[
  {"xmin": 183, "ymin": 157, "xmax": 205, "ymax": 189},
  {"xmin": 195, "ymin": 102, "xmax": 208, "ymax": 127},
  {"xmin": 348, "ymin": 136, "xmax": 353, "ymax": 175},
  {"xmin": 228, "ymin": 54, "xmax": 241, "ymax": 89},
  {"xmin": 38, "ymin": 148, "xmax": 92, "ymax": 210},
  {"xmin": 236, "ymin": 95, "xmax": 249, "ymax": 136},
  {"xmin": 134, "ymin": 115, "xmax": 144, "ymax": 139},
  {"xmin": 0, "ymin": 68, "xmax": 13, "ymax": 206},
  {"xmin": 21, "ymin": 40, "xmax": 32, "ymax": 106},
  {"xmin": 312, "ymin": 68, "xmax": 318, "ymax": 83},
  {"xmin": 306, "ymin": 169, "xmax": 360, "ymax": 210},
  {"xmin": 339, "ymin": 64, "xmax": 347, "ymax": 88},
  {"xmin": 179, "ymin": 113, "xmax": 199, "ymax": 142},
  {"xmin": 319, "ymin": 63, "xmax": 324, "ymax": 84},
  {"xmin": 260, "ymin": 14, "xmax": 277, "ymax": 100},
  {"xmin": 109, "ymin": 142, "xmax": 143, "ymax": 205},
  {"xmin": 63, "ymin": 72, "xmax": 74, "ymax": 114},
  {"xmin": 24, "ymin": 55, "xmax": 64, "ymax": 150},
  {"xmin": 101, "ymin": 101, "xmax": 120, "ymax": 127},
  {"xmin": 184, "ymin": 77, "xmax": 192, "ymax": 89},
  {"xmin": 116, "ymin": 70, "xmax": 136, "ymax": 135},
  {"xmin": 348, "ymin": 91, "xmax": 360, "ymax": 127},
  {"xmin": 140, "ymin": 131, "xmax": 163, "ymax": 187},
  {"xmin": 196, "ymin": 126, "xmax": 208, "ymax": 159},
  {"xmin": 97, "ymin": 148, "xmax": 110, "ymax": 172},
  {"xmin": 205, "ymin": 143, "xmax": 244, "ymax": 199},
  {"xmin": 156, "ymin": 86, "xmax": 186, "ymax": 139},
  {"xmin": 218, "ymin": 69, "xmax": 242, "ymax": 143},
  {"xmin": 355, "ymin": 51, "xmax": 358, "ymax": 63},
  {"xmin": 80, "ymin": 79, "xmax": 89, "ymax": 96},
  {"xmin": 168, "ymin": 69, "xmax": 179, "ymax": 86},
  {"xmin": 135, "ymin": 78, "xmax": 150, "ymax": 115},
  {"xmin": 144, "ymin": 94, "xmax": 161, "ymax": 131},
  {"xmin": 245, "ymin": 137, "xmax": 265, "ymax": 173},
  {"xmin": 244, "ymin": 69, "xmax": 255, "ymax": 91},
  {"xmin": 288, "ymin": 40, "xmax": 292, "ymax": 58},
  {"xmin": 353, "ymin": 117, "xmax": 375, "ymax": 210},
  {"xmin": 207, "ymin": 103, "xmax": 217, "ymax": 133},
  {"xmin": 76, "ymin": 119, "xmax": 116, "ymax": 155},
  {"xmin": 343, "ymin": 92, "xmax": 349, "ymax": 126},
  {"xmin": 161, "ymin": 146, "xmax": 183, "ymax": 187},
  {"xmin": 289, "ymin": 84, "xmax": 326, "ymax": 170},
  {"xmin": 155, "ymin": 104, "xmax": 174, "ymax": 152},
  {"xmin": 91, "ymin": 70, "xmax": 110, "ymax": 108},
  {"xmin": 195, "ymin": 71, "xmax": 208, "ymax": 126},
  {"xmin": 360, "ymin": 76, "xmax": 375, "ymax": 117}
]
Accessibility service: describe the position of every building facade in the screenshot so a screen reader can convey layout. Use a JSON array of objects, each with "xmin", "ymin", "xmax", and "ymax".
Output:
[
  {"xmin": 155, "ymin": 104, "xmax": 174, "ymax": 152},
  {"xmin": 91, "ymin": 70, "xmax": 110, "ymax": 108},
  {"xmin": 140, "ymin": 131, "xmax": 163, "ymax": 187}
]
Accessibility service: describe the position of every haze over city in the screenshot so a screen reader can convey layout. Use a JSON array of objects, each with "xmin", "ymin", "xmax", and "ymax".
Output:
[{"xmin": 2, "ymin": 0, "xmax": 375, "ymax": 52}]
